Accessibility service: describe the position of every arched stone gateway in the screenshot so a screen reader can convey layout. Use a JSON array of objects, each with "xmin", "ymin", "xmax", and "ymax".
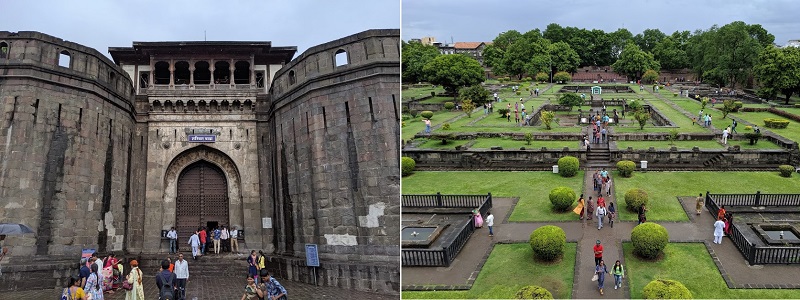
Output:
[{"xmin": 162, "ymin": 146, "xmax": 244, "ymax": 244}]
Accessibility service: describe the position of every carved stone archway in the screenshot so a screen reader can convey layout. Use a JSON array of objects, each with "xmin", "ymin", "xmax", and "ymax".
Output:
[{"xmin": 162, "ymin": 146, "xmax": 243, "ymax": 233}]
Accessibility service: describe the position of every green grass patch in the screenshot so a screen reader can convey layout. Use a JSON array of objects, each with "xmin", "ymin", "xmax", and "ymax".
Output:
[
  {"xmin": 420, "ymin": 96, "xmax": 460, "ymax": 104},
  {"xmin": 403, "ymin": 85, "xmax": 445, "ymax": 101},
  {"xmin": 731, "ymin": 110, "xmax": 800, "ymax": 143},
  {"xmin": 470, "ymin": 137, "xmax": 580, "ymax": 149},
  {"xmin": 402, "ymin": 243, "xmax": 577, "ymax": 299},
  {"xmin": 402, "ymin": 171, "xmax": 585, "ymax": 221},
  {"xmin": 416, "ymin": 139, "xmax": 470, "ymax": 149},
  {"xmin": 613, "ymin": 172, "xmax": 800, "ymax": 221},
  {"xmin": 402, "ymin": 111, "xmax": 465, "ymax": 141},
  {"xmin": 624, "ymin": 243, "xmax": 800, "ymax": 299},
  {"xmin": 615, "ymin": 139, "xmax": 782, "ymax": 150}
]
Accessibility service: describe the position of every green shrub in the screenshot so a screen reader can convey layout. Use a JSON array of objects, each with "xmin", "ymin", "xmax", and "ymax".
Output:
[
  {"xmin": 401, "ymin": 115, "xmax": 411, "ymax": 121},
  {"xmin": 744, "ymin": 125, "xmax": 753, "ymax": 131},
  {"xmin": 409, "ymin": 110, "xmax": 419, "ymax": 118},
  {"xmin": 734, "ymin": 101, "xmax": 743, "ymax": 110},
  {"xmin": 497, "ymin": 108, "xmax": 510, "ymax": 117},
  {"xmin": 779, "ymin": 165, "xmax": 794, "ymax": 177},
  {"xmin": 515, "ymin": 285, "xmax": 554, "ymax": 299},
  {"xmin": 442, "ymin": 123, "xmax": 451, "ymax": 130},
  {"xmin": 524, "ymin": 132, "xmax": 533, "ymax": 145},
  {"xmin": 557, "ymin": 156, "xmax": 579, "ymax": 177},
  {"xmin": 401, "ymin": 157, "xmax": 415, "ymax": 177},
  {"xmin": 673, "ymin": 92, "xmax": 678, "ymax": 97},
  {"xmin": 401, "ymin": 121, "xmax": 406, "ymax": 127},
  {"xmin": 523, "ymin": 77, "xmax": 532, "ymax": 82},
  {"xmin": 616, "ymin": 160, "xmax": 636, "ymax": 178},
  {"xmin": 529, "ymin": 225, "xmax": 566, "ymax": 261},
  {"xmin": 624, "ymin": 188, "xmax": 649, "ymax": 212},
  {"xmin": 795, "ymin": 103, "xmax": 800, "ymax": 108},
  {"xmin": 420, "ymin": 110, "xmax": 434, "ymax": 119},
  {"xmin": 516, "ymin": 91, "xmax": 521, "ymax": 95},
  {"xmin": 631, "ymin": 222, "xmax": 669, "ymax": 259},
  {"xmin": 535, "ymin": 72, "xmax": 549, "ymax": 82},
  {"xmin": 444, "ymin": 102, "xmax": 455, "ymax": 110},
  {"xmin": 553, "ymin": 71, "xmax": 571, "ymax": 83},
  {"xmin": 430, "ymin": 91, "xmax": 436, "ymax": 97},
  {"xmin": 549, "ymin": 187, "xmax": 576, "ymax": 212},
  {"xmin": 764, "ymin": 118, "xmax": 789, "ymax": 128},
  {"xmin": 642, "ymin": 279, "xmax": 693, "ymax": 299}
]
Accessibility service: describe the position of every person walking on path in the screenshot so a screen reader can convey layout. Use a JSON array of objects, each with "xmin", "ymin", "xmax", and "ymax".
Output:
[
  {"xmin": 696, "ymin": 193, "xmax": 704, "ymax": 215},
  {"xmin": 595, "ymin": 260, "xmax": 610, "ymax": 295},
  {"xmin": 424, "ymin": 118, "xmax": 431, "ymax": 133},
  {"xmin": 596, "ymin": 204, "xmax": 607, "ymax": 230},
  {"xmin": 714, "ymin": 217, "xmax": 726, "ymax": 244},
  {"xmin": 593, "ymin": 240, "xmax": 604, "ymax": 266},
  {"xmin": 125, "ymin": 260, "xmax": 144, "ymax": 300},
  {"xmin": 586, "ymin": 197, "xmax": 595, "ymax": 221},
  {"xmin": 486, "ymin": 211, "xmax": 495, "ymax": 237},
  {"xmin": 607, "ymin": 202, "xmax": 616, "ymax": 228},
  {"xmin": 612, "ymin": 260, "xmax": 625, "ymax": 290},
  {"xmin": 732, "ymin": 119, "xmax": 738, "ymax": 134},
  {"xmin": 188, "ymin": 230, "xmax": 200, "ymax": 260},
  {"xmin": 174, "ymin": 253, "xmax": 189, "ymax": 300},
  {"xmin": 637, "ymin": 204, "xmax": 648, "ymax": 225},
  {"xmin": 604, "ymin": 176, "xmax": 612, "ymax": 196},
  {"xmin": 722, "ymin": 127, "xmax": 729, "ymax": 145},
  {"xmin": 230, "ymin": 227, "xmax": 240, "ymax": 254},
  {"xmin": 247, "ymin": 250, "xmax": 259, "ymax": 283},
  {"xmin": 576, "ymin": 194, "xmax": 586, "ymax": 220}
]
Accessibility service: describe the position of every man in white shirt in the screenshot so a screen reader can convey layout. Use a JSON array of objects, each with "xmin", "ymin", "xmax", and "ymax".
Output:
[
  {"xmin": 220, "ymin": 225, "xmax": 230, "ymax": 253},
  {"xmin": 167, "ymin": 227, "xmax": 178, "ymax": 254},
  {"xmin": 486, "ymin": 212, "xmax": 495, "ymax": 237},
  {"xmin": 596, "ymin": 205, "xmax": 607, "ymax": 230},
  {"xmin": 230, "ymin": 227, "xmax": 239, "ymax": 254},
  {"xmin": 174, "ymin": 253, "xmax": 189, "ymax": 300},
  {"xmin": 722, "ymin": 128, "xmax": 729, "ymax": 145}
]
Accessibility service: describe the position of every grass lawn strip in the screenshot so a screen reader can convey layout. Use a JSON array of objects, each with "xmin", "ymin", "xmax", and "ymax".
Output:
[
  {"xmin": 624, "ymin": 243, "xmax": 800, "ymax": 299},
  {"xmin": 615, "ymin": 139, "xmax": 782, "ymax": 150},
  {"xmin": 402, "ymin": 85, "xmax": 446, "ymax": 102},
  {"xmin": 402, "ymin": 243, "xmax": 577, "ymax": 299},
  {"xmin": 402, "ymin": 171, "xmax": 585, "ymax": 222},
  {"xmin": 470, "ymin": 138, "xmax": 579, "ymax": 149},
  {"xmin": 613, "ymin": 172, "xmax": 800, "ymax": 222}
]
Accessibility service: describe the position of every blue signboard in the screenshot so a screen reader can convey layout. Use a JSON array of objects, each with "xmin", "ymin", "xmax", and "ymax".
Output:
[
  {"xmin": 305, "ymin": 244, "xmax": 320, "ymax": 267},
  {"xmin": 188, "ymin": 135, "xmax": 216, "ymax": 143}
]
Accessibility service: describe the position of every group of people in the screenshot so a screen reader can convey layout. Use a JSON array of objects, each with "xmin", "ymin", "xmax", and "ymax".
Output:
[
  {"xmin": 713, "ymin": 205, "xmax": 735, "ymax": 245},
  {"xmin": 61, "ymin": 252, "xmax": 127, "ymax": 300},
  {"xmin": 183, "ymin": 225, "xmax": 241, "ymax": 260},
  {"xmin": 592, "ymin": 241, "xmax": 625, "ymax": 295}
]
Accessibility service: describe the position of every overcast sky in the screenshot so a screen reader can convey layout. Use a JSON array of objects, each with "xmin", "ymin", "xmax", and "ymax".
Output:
[
  {"xmin": 403, "ymin": 0, "xmax": 799, "ymax": 46},
  {"xmin": 1, "ymin": 0, "xmax": 400, "ymax": 60}
]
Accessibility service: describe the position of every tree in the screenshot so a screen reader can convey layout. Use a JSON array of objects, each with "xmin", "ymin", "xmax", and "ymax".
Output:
[
  {"xmin": 612, "ymin": 43, "xmax": 660, "ymax": 81},
  {"xmin": 652, "ymin": 36, "xmax": 689, "ymax": 69},
  {"xmin": 687, "ymin": 21, "xmax": 775, "ymax": 88},
  {"xmin": 459, "ymin": 85, "xmax": 491, "ymax": 105},
  {"xmin": 549, "ymin": 41, "xmax": 581, "ymax": 74},
  {"xmin": 553, "ymin": 71, "xmax": 571, "ymax": 83},
  {"xmin": 558, "ymin": 93, "xmax": 583, "ymax": 108},
  {"xmin": 754, "ymin": 46, "xmax": 800, "ymax": 104},
  {"xmin": 482, "ymin": 44, "xmax": 505, "ymax": 72},
  {"xmin": 721, "ymin": 99, "xmax": 737, "ymax": 119},
  {"xmin": 401, "ymin": 41, "xmax": 440, "ymax": 83},
  {"xmin": 609, "ymin": 28, "xmax": 634, "ymax": 61},
  {"xmin": 461, "ymin": 99, "xmax": 476, "ymax": 118},
  {"xmin": 633, "ymin": 109, "xmax": 650, "ymax": 130},
  {"xmin": 633, "ymin": 28, "xmax": 666, "ymax": 53},
  {"xmin": 423, "ymin": 54, "xmax": 485, "ymax": 95},
  {"xmin": 535, "ymin": 72, "xmax": 549, "ymax": 82},
  {"xmin": 541, "ymin": 110, "xmax": 555, "ymax": 130},
  {"xmin": 642, "ymin": 70, "xmax": 659, "ymax": 84},
  {"xmin": 497, "ymin": 36, "xmax": 551, "ymax": 79}
]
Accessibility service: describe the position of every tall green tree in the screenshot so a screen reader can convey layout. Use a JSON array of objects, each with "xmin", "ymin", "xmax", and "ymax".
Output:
[
  {"xmin": 687, "ymin": 21, "xmax": 775, "ymax": 88},
  {"xmin": 401, "ymin": 41, "xmax": 440, "ymax": 83},
  {"xmin": 497, "ymin": 36, "xmax": 551, "ymax": 79},
  {"xmin": 652, "ymin": 37, "xmax": 689, "ymax": 69},
  {"xmin": 612, "ymin": 43, "xmax": 660, "ymax": 81},
  {"xmin": 423, "ymin": 54, "xmax": 485, "ymax": 95},
  {"xmin": 633, "ymin": 28, "xmax": 666, "ymax": 53},
  {"xmin": 754, "ymin": 46, "xmax": 800, "ymax": 104},
  {"xmin": 459, "ymin": 85, "xmax": 491, "ymax": 105},
  {"xmin": 549, "ymin": 41, "xmax": 581, "ymax": 74},
  {"xmin": 609, "ymin": 28, "xmax": 634, "ymax": 61}
]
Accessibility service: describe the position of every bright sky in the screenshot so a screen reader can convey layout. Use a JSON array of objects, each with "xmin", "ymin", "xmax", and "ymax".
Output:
[
  {"xmin": 1, "ymin": 0, "xmax": 400, "ymax": 59},
  {"xmin": 403, "ymin": 0, "xmax": 799, "ymax": 46}
]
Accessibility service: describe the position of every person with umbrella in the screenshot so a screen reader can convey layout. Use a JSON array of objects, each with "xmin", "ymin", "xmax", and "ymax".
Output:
[{"xmin": 0, "ymin": 223, "xmax": 35, "ymax": 271}]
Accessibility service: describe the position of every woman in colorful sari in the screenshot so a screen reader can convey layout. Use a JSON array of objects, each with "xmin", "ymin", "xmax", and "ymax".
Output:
[
  {"xmin": 472, "ymin": 209, "xmax": 483, "ymax": 228},
  {"xmin": 85, "ymin": 263, "xmax": 105, "ymax": 300}
]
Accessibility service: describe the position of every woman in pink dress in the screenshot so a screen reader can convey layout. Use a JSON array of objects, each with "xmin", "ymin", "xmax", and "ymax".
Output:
[{"xmin": 472, "ymin": 209, "xmax": 484, "ymax": 228}]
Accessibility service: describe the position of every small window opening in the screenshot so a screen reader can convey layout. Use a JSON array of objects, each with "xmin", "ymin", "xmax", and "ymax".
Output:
[
  {"xmin": 234, "ymin": 61, "xmax": 250, "ymax": 84},
  {"xmin": 174, "ymin": 61, "xmax": 190, "ymax": 85},
  {"xmin": 194, "ymin": 61, "xmax": 211, "ymax": 84},
  {"xmin": 154, "ymin": 61, "xmax": 169, "ymax": 84},
  {"xmin": 288, "ymin": 70, "xmax": 296, "ymax": 85},
  {"xmin": 335, "ymin": 49, "xmax": 348, "ymax": 67},
  {"xmin": 58, "ymin": 50, "xmax": 71, "ymax": 68},
  {"xmin": 140, "ymin": 72, "xmax": 150, "ymax": 88},
  {"xmin": 255, "ymin": 72, "xmax": 265, "ymax": 88},
  {"xmin": 0, "ymin": 42, "xmax": 8, "ymax": 59}
]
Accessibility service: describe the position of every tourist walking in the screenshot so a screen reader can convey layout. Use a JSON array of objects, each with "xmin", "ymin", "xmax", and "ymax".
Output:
[
  {"xmin": 156, "ymin": 260, "xmax": 177, "ymax": 300},
  {"xmin": 198, "ymin": 227, "xmax": 207, "ymax": 255},
  {"xmin": 612, "ymin": 260, "xmax": 625, "ymax": 290},
  {"xmin": 586, "ymin": 197, "xmax": 595, "ymax": 221},
  {"xmin": 607, "ymin": 202, "xmax": 616, "ymax": 228},
  {"xmin": 424, "ymin": 118, "xmax": 431, "ymax": 133},
  {"xmin": 595, "ymin": 260, "xmax": 609, "ymax": 295},
  {"xmin": 713, "ymin": 217, "xmax": 726, "ymax": 244},
  {"xmin": 576, "ymin": 194, "xmax": 586, "ymax": 220},
  {"xmin": 596, "ymin": 204, "xmax": 607, "ymax": 230},
  {"xmin": 85, "ymin": 263, "xmax": 104, "ymax": 300},
  {"xmin": 486, "ymin": 211, "xmax": 495, "ymax": 237},
  {"xmin": 241, "ymin": 275, "xmax": 259, "ymax": 300},
  {"xmin": 472, "ymin": 209, "xmax": 483, "ymax": 228},
  {"xmin": 125, "ymin": 260, "xmax": 144, "ymax": 300},
  {"xmin": 732, "ymin": 119, "xmax": 738, "ymax": 134},
  {"xmin": 230, "ymin": 227, "xmax": 240, "ymax": 254},
  {"xmin": 248, "ymin": 250, "xmax": 259, "ymax": 283},
  {"xmin": 174, "ymin": 253, "xmax": 189, "ymax": 300},
  {"xmin": 593, "ymin": 240, "xmax": 603, "ymax": 266},
  {"xmin": 62, "ymin": 275, "xmax": 87, "ymax": 300},
  {"xmin": 722, "ymin": 128, "xmax": 729, "ymax": 145},
  {"xmin": 637, "ymin": 204, "xmax": 648, "ymax": 225},
  {"xmin": 696, "ymin": 193, "xmax": 704, "ymax": 215},
  {"xmin": 724, "ymin": 212, "xmax": 734, "ymax": 235},
  {"xmin": 221, "ymin": 225, "xmax": 230, "ymax": 253},
  {"xmin": 257, "ymin": 270, "xmax": 288, "ymax": 300},
  {"xmin": 167, "ymin": 227, "xmax": 178, "ymax": 254},
  {"xmin": 717, "ymin": 205, "xmax": 727, "ymax": 220},
  {"xmin": 604, "ymin": 176, "xmax": 612, "ymax": 196},
  {"xmin": 188, "ymin": 230, "xmax": 200, "ymax": 260}
]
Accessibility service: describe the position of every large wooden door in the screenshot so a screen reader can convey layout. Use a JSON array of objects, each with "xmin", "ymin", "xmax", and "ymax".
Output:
[{"xmin": 176, "ymin": 161, "xmax": 229, "ymax": 240}]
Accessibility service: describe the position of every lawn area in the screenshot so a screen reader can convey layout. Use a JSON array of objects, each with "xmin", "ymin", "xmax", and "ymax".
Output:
[
  {"xmin": 470, "ymin": 137, "xmax": 580, "ymax": 149},
  {"xmin": 403, "ymin": 243, "xmax": 577, "ymax": 299},
  {"xmin": 613, "ymin": 172, "xmax": 800, "ymax": 221},
  {"xmin": 623, "ymin": 243, "xmax": 800, "ymax": 299},
  {"xmin": 420, "ymin": 95, "xmax": 460, "ymax": 104},
  {"xmin": 416, "ymin": 139, "xmax": 470, "ymax": 149},
  {"xmin": 730, "ymin": 110, "xmax": 800, "ymax": 143},
  {"xmin": 403, "ymin": 85, "xmax": 445, "ymax": 101},
  {"xmin": 402, "ymin": 111, "xmax": 464, "ymax": 141},
  {"xmin": 615, "ymin": 139, "xmax": 782, "ymax": 150},
  {"xmin": 402, "ymin": 171, "xmax": 585, "ymax": 221},
  {"xmin": 642, "ymin": 97, "xmax": 709, "ymax": 133}
]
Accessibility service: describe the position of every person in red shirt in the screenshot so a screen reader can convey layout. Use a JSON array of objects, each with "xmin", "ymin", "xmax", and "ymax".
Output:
[
  {"xmin": 597, "ymin": 196, "xmax": 606, "ymax": 208},
  {"xmin": 198, "ymin": 226, "xmax": 208, "ymax": 255},
  {"xmin": 593, "ymin": 240, "xmax": 603, "ymax": 266}
]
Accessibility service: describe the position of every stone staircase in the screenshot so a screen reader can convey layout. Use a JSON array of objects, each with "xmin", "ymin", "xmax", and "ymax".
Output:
[
  {"xmin": 131, "ymin": 253, "xmax": 251, "ymax": 278},
  {"xmin": 586, "ymin": 144, "xmax": 612, "ymax": 168}
]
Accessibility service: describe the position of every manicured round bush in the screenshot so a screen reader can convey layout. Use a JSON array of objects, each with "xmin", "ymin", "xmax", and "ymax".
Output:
[
  {"xmin": 557, "ymin": 156, "xmax": 579, "ymax": 177},
  {"xmin": 779, "ymin": 165, "xmax": 794, "ymax": 177},
  {"xmin": 497, "ymin": 108, "xmax": 510, "ymax": 117},
  {"xmin": 744, "ymin": 125, "xmax": 753, "ymax": 131},
  {"xmin": 549, "ymin": 187, "xmax": 576, "ymax": 212},
  {"xmin": 409, "ymin": 110, "xmax": 419, "ymax": 118},
  {"xmin": 624, "ymin": 189, "xmax": 649, "ymax": 212},
  {"xmin": 420, "ymin": 110, "xmax": 434, "ymax": 119},
  {"xmin": 444, "ymin": 102, "xmax": 455, "ymax": 110},
  {"xmin": 401, "ymin": 157, "xmax": 415, "ymax": 177},
  {"xmin": 515, "ymin": 285, "xmax": 554, "ymax": 299},
  {"xmin": 442, "ymin": 123, "xmax": 451, "ymax": 130},
  {"xmin": 642, "ymin": 279, "xmax": 692, "ymax": 299},
  {"xmin": 516, "ymin": 91, "xmax": 521, "ymax": 95},
  {"xmin": 616, "ymin": 160, "xmax": 636, "ymax": 178},
  {"xmin": 529, "ymin": 225, "xmax": 566, "ymax": 261},
  {"xmin": 631, "ymin": 222, "xmax": 669, "ymax": 259}
]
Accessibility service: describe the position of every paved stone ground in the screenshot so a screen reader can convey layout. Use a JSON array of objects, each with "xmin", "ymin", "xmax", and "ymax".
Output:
[{"xmin": 1, "ymin": 275, "xmax": 398, "ymax": 300}]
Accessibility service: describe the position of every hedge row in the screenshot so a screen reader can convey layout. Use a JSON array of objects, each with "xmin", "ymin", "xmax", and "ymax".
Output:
[{"xmin": 764, "ymin": 118, "xmax": 790, "ymax": 129}]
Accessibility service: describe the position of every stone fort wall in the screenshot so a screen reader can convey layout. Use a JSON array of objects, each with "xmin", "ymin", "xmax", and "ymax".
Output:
[
  {"xmin": 0, "ymin": 31, "xmax": 135, "ymax": 260},
  {"xmin": 260, "ymin": 29, "xmax": 400, "ymax": 293}
]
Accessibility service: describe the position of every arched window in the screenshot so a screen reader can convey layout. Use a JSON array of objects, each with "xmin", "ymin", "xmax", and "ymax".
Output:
[
  {"xmin": 214, "ymin": 61, "xmax": 231, "ymax": 84},
  {"xmin": 335, "ymin": 49, "xmax": 348, "ymax": 67},
  {"xmin": 234, "ymin": 61, "xmax": 250, "ymax": 84},
  {"xmin": 58, "ymin": 50, "xmax": 71, "ymax": 68},
  {"xmin": 0, "ymin": 42, "xmax": 8, "ymax": 59},
  {"xmin": 288, "ymin": 70, "xmax": 296, "ymax": 85},
  {"xmin": 194, "ymin": 61, "xmax": 211, "ymax": 84},
  {"xmin": 174, "ymin": 61, "xmax": 190, "ymax": 85},
  {"xmin": 154, "ymin": 61, "xmax": 170, "ymax": 84},
  {"xmin": 109, "ymin": 71, "xmax": 115, "ymax": 83}
]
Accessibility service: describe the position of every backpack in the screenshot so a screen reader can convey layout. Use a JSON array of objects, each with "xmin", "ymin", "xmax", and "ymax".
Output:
[
  {"xmin": 61, "ymin": 287, "xmax": 71, "ymax": 300},
  {"xmin": 160, "ymin": 273, "xmax": 175, "ymax": 300}
]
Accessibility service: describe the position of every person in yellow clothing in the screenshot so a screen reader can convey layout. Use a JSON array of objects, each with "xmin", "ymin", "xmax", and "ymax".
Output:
[
  {"xmin": 125, "ymin": 260, "xmax": 145, "ymax": 300},
  {"xmin": 62, "ymin": 275, "xmax": 87, "ymax": 300},
  {"xmin": 258, "ymin": 250, "xmax": 266, "ymax": 270}
]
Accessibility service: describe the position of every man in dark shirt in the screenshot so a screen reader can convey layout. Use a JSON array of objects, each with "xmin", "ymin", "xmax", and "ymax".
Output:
[
  {"xmin": 78, "ymin": 257, "xmax": 91, "ymax": 288},
  {"xmin": 256, "ymin": 269, "xmax": 287, "ymax": 300},
  {"xmin": 155, "ymin": 259, "xmax": 177, "ymax": 300}
]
